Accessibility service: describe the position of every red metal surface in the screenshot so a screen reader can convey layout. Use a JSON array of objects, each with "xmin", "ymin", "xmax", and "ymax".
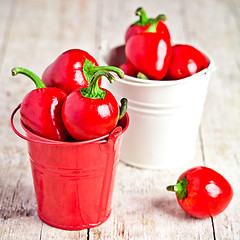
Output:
[{"xmin": 11, "ymin": 105, "xmax": 129, "ymax": 230}]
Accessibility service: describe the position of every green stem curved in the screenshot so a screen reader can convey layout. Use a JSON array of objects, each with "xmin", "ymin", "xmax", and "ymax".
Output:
[
  {"xmin": 80, "ymin": 70, "xmax": 115, "ymax": 100},
  {"xmin": 92, "ymin": 65, "xmax": 124, "ymax": 78},
  {"xmin": 134, "ymin": 7, "xmax": 151, "ymax": 26},
  {"xmin": 83, "ymin": 59, "xmax": 124, "ymax": 84},
  {"xmin": 119, "ymin": 98, "xmax": 128, "ymax": 120},
  {"xmin": 11, "ymin": 67, "xmax": 46, "ymax": 89},
  {"xmin": 146, "ymin": 14, "xmax": 167, "ymax": 33}
]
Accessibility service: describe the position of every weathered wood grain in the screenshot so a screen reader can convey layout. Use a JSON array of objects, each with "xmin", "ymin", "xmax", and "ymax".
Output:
[
  {"xmin": 0, "ymin": 0, "xmax": 96, "ymax": 238},
  {"xmin": 181, "ymin": 0, "xmax": 240, "ymax": 239},
  {"xmin": 0, "ymin": 0, "xmax": 239, "ymax": 239},
  {"xmin": 196, "ymin": 0, "xmax": 240, "ymax": 239}
]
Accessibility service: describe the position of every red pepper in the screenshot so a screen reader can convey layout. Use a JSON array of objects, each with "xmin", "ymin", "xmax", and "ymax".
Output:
[
  {"xmin": 62, "ymin": 70, "xmax": 128, "ymax": 141},
  {"xmin": 42, "ymin": 49, "xmax": 124, "ymax": 94},
  {"xmin": 165, "ymin": 44, "xmax": 210, "ymax": 80},
  {"xmin": 119, "ymin": 61, "xmax": 138, "ymax": 77},
  {"xmin": 125, "ymin": 15, "xmax": 172, "ymax": 80},
  {"xmin": 12, "ymin": 67, "xmax": 71, "ymax": 141},
  {"xmin": 125, "ymin": 7, "xmax": 170, "ymax": 43},
  {"xmin": 167, "ymin": 166, "xmax": 233, "ymax": 218}
]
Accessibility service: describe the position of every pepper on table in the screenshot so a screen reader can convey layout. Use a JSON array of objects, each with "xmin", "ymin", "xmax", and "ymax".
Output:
[
  {"xmin": 12, "ymin": 67, "xmax": 71, "ymax": 141},
  {"xmin": 42, "ymin": 49, "xmax": 124, "ymax": 94},
  {"xmin": 62, "ymin": 70, "xmax": 128, "ymax": 141},
  {"xmin": 167, "ymin": 166, "xmax": 233, "ymax": 218}
]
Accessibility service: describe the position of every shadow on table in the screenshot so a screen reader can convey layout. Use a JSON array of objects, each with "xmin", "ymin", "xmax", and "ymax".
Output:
[{"xmin": 151, "ymin": 196, "xmax": 193, "ymax": 220}]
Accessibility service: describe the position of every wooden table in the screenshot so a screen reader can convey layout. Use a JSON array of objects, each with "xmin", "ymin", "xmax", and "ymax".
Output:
[{"xmin": 1, "ymin": 0, "xmax": 239, "ymax": 239}]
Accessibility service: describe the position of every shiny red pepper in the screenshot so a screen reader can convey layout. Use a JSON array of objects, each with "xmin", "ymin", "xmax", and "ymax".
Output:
[
  {"xmin": 62, "ymin": 71, "xmax": 128, "ymax": 141},
  {"xmin": 125, "ymin": 15, "xmax": 172, "ymax": 80},
  {"xmin": 12, "ymin": 67, "xmax": 71, "ymax": 141},
  {"xmin": 125, "ymin": 7, "xmax": 170, "ymax": 43},
  {"xmin": 119, "ymin": 61, "xmax": 138, "ymax": 77},
  {"xmin": 165, "ymin": 44, "xmax": 210, "ymax": 80},
  {"xmin": 42, "ymin": 49, "xmax": 124, "ymax": 94},
  {"xmin": 167, "ymin": 166, "xmax": 233, "ymax": 218}
]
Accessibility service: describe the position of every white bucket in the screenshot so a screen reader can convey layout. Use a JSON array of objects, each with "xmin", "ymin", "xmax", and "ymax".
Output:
[{"xmin": 101, "ymin": 45, "xmax": 216, "ymax": 169}]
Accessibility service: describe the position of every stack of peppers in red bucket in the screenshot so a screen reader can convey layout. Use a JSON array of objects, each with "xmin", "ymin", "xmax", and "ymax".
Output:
[{"xmin": 11, "ymin": 49, "xmax": 129, "ymax": 230}]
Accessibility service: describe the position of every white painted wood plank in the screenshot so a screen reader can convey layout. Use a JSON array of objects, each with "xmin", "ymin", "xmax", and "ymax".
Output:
[
  {"xmin": 91, "ymin": 161, "xmax": 215, "ymax": 240},
  {"xmin": 0, "ymin": 0, "xmax": 14, "ymax": 59},
  {"xmin": 0, "ymin": 0, "xmax": 98, "ymax": 238},
  {"xmin": 0, "ymin": 0, "xmax": 239, "ymax": 239},
  {"xmin": 184, "ymin": 0, "xmax": 240, "ymax": 239}
]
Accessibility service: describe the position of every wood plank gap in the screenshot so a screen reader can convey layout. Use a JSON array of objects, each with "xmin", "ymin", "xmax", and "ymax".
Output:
[
  {"xmin": 0, "ymin": 0, "xmax": 18, "ymax": 75},
  {"xmin": 10, "ymin": 177, "xmax": 21, "ymax": 209},
  {"xmin": 87, "ymin": 228, "xmax": 90, "ymax": 240},
  {"xmin": 1, "ymin": 172, "xmax": 22, "ymax": 220},
  {"xmin": 94, "ymin": 0, "xmax": 104, "ymax": 59},
  {"xmin": 211, "ymin": 217, "xmax": 216, "ymax": 240},
  {"xmin": 178, "ymin": 0, "xmax": 191, "ymax": 42},
  {"xmin": 228, "ymin": 0, "xmax": 240, "ymax": 33},
  {"xmin": 199, "ymin": 126, "xmax": 206, "ymax": 166},
  {"xmin": 39, "ymin": 222, "xmax": 43, "ymax": 240}
]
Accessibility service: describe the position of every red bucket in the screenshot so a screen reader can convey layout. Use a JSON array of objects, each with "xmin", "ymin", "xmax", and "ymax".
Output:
[{"xmin": 11, "ymin": 104, "xmax": 129, "ymax": 230}]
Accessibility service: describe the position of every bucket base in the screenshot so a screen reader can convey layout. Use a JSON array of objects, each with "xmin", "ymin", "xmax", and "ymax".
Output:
[{"xmin": 37, "ymin": 211, "xmax": 111, "ymax": 231}]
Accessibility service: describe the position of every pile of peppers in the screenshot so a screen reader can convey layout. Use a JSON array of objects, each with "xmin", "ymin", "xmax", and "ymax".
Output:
[
  {"xmin": 121, "ymin": 7, "xmax": 209, "ymax": 80},
  {"xmin": 12, "ymin": 49, "xmax": 127, "ymax": 142}
]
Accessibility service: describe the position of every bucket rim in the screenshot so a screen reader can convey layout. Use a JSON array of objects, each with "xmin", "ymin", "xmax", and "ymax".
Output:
[
  {"xmin": 102, "ymin": 44, "xmax": 216, "ymax": 87},
  {"xmin": 11, "ymin": 104, "xmax": 129, "ymax": 146}
]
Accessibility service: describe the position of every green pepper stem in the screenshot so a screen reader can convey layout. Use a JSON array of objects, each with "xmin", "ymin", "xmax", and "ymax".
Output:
[
  {"xmin": 137, "ymin": 72, "xmax": 149, "ymax": 79},
  {"xmin": 158, "ymin": 14, "xmax": 167, "ymax": 22},
  {"xmin": 119, "ymin": 98, "xmax": 128, "ymax": 120},
  {"xmin": 80, "ymin": 70, "xmax": 115, "ymax": 100},
  {"xmin": 83, "ymin": 59, "xmax": 124, "ymax": 84},
  {"xmin": 146, "ymin": 14, "xmax": 167, "ymax": 33},
  {"xmin": 166, "ymin": 176, "xmax": 188, "ymax": 200},
  {"xmin": 134, "ymin": 7, "xmax": 151, "ymax": 26},
  {"xmin": 11, "ymin": 67, "xmax": 46, "ymax": 89},
  {"xmin": 92, "ymin": 65, "xmax": 124, "ymax": 78}
]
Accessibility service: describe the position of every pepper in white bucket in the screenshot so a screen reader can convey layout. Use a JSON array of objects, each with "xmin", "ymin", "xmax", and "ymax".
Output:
[{"xmin": 101, "ymin": 44, "xmax": 215, "ymax": 169}]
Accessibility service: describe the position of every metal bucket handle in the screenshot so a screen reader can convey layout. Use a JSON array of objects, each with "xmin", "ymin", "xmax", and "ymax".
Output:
[{"xmin": 11, "ymin": 104, "xmax": 123, "ymax": 146}]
